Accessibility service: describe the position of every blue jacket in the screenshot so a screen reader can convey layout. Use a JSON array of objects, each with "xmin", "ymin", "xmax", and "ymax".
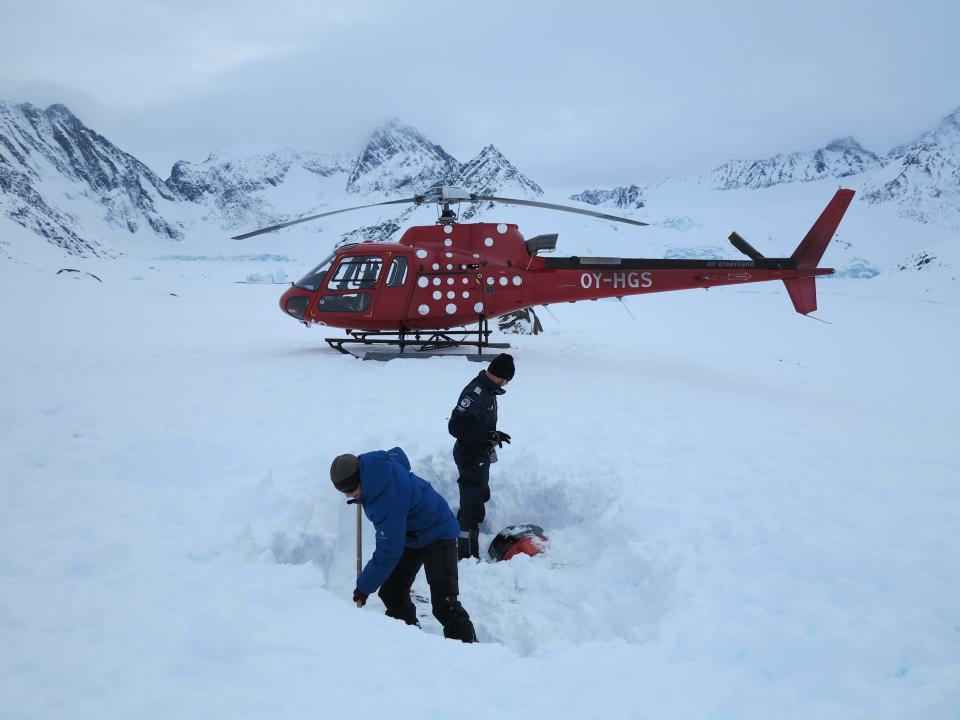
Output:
[{"xmin": 353, "ymin": 447, "xmax": 460, "ymax": 595}]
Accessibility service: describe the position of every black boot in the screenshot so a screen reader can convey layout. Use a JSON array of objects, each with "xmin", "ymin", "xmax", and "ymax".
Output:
[
  {"xmin": 469, "ymin": 526, "xmax": 481, "ymax": 560},
  {"xmin": 443, "ymin": 623, "xmax": 477, "ymax": 643},
  {"xmin": 457, "ymin": 536, "xmax": 471, "ymax": 560},
  {"xmin": 384, "ymin": 605, "xmax": 419, "ymax": 626},
  {"xmin": 436, "ymin": 598, "xmax": 477, "ymax": 643}
]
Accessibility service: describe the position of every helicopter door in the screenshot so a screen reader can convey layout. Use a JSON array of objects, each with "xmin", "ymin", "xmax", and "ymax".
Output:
[{"xmin": 374, "ymin": 253, "xmax": 413, "ymax": 323}]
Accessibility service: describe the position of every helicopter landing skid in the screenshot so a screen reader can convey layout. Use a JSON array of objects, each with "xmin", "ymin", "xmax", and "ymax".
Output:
[{"xmin": 325, "ymin": 320, "xmax": 510, "ymax": 360}]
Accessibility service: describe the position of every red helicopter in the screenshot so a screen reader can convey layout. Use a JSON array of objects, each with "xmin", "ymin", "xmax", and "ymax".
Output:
[{"xmin": 233, "ymin": 185, "xmax": 855, "ymax": 354}]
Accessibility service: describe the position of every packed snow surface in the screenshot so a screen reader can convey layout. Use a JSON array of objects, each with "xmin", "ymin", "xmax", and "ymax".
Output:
[{"xmin": 1, "ymin": 247, "xmax": 958, "ymax": 718}]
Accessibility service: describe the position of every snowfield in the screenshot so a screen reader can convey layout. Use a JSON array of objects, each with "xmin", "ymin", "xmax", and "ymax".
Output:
[{"xmin": 1, "ymin": 238, "xmax": 959, "ymax": 718}]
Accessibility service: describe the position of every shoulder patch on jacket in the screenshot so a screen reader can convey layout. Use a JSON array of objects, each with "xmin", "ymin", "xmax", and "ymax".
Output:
[
  {"xmin": 458, "ymin": 396, "xmax": 472, "ymax": 410},
  {"xmin": 474, "ymin": 386, "xmax": 482, "ymax": 395}
]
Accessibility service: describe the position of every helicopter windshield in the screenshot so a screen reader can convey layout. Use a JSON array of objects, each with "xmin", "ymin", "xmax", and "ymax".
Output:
[{"xmin": 294, "ymin": 252, "xmax": 336, "ymax": 292}]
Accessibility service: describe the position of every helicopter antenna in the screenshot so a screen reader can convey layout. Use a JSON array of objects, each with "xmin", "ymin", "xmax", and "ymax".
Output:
[
  {"xmin": 616, "ymin": 296, "xmax": 636, "ymax": 320},
  {"xmin": 540, "ymin": 304, "xmax": 560, "ymax": 324}
]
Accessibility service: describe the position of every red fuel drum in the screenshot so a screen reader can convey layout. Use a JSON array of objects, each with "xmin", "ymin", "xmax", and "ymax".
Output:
[{"xmin": 488, "ymin": 524, "xmax": 549, "ymax": 562}]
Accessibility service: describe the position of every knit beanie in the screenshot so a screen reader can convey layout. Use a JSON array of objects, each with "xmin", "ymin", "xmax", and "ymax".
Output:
[
  {"xmin": 330, "ymin": 453, "xmax": 361, "ymax": 493},
  {"xmin": 488, "ymin": 353, "xmax": 515, "ymax": 381}
]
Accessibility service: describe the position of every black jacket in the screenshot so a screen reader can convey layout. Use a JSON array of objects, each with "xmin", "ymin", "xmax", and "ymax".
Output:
[{"xmin": 448, "ymin": 371, "xmax": 504, "ymax": 464}]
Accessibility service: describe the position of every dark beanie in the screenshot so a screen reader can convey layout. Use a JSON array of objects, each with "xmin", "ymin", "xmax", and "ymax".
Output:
[
  {"xmin": 330, "ymin": 453, "xmax": 361, "ymax": 492},
  {"xmin": 488, "ymin": 353, "xmax": 515, "ymax": 381}
]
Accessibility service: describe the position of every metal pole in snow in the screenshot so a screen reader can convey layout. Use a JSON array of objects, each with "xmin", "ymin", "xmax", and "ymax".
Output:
[{"xmin": 355, "ymin": 504, "xmax": 363, "ymax": 606}]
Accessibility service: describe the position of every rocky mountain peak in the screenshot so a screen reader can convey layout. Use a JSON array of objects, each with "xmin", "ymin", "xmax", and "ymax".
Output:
[
  {"xmin": 461, "ymin": 144, "xmax": 542, "ymax": 197},
  {"xmin": 346, "ymin": 118, "xmax": 461, "ymax": 195},
  {"xmin": 863, "ymin": 105, "xmax": 960, "ymax": 228},
  {"xmin": 825, "ymin": 136, "xmax": 868, "ymax": 153},
  {"xmin": 569, "ymin": 184, "xmax": 645, "ymax": 209},
  {"xmin": 168, "ymin": 146, "xmax": 347, "ymax": 195},
  {"xmin": 936, "ymin": 105, "xmax": 960, "ymax": 132},
  {"xmin": 472, "ymin": 144, "xmax": 506, "ymax": 162},
  {"xmin": 45, "ymin": 103, "xmax": 73, "ymax": 117},
  {"xmin": 1, "ymin": 100, "xmax": 184, "ymax": 256},
  {"xmin": 166, "ymin": 145, "xmax": 350, "ymax": 229},
  {"xmin": 703, "ymin": 137, "xmax": 882, "ymax": 190},
  {"xmin": 926, "ymin": 105, "xmax": 960, "ymax": 147}
]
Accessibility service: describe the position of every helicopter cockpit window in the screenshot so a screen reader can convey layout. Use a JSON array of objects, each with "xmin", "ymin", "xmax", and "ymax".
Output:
[
  {"xmin": 294, "ymin": 252, "xmax": 336, "ymax": 292},
  {"xmin": 316, "ymin": 293, "xmax": 372, "ymax": 313},
  {"xmin": 327, "ymin": 256, "xmax": 383, "ymax": 291},
  {"xmin": 385, "ymin": 256, "xmax": 408, "ymax": 287}
]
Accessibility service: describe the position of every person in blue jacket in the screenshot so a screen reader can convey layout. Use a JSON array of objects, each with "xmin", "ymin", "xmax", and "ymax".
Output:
[{"xmin": 330, "ymin": 447, "xmax": 477, "ymax": 643}]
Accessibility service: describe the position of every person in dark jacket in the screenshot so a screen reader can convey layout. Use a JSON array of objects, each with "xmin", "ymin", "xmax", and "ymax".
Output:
[
  {"xmin": 447, "ymin": 353, "xmax": 515, "ymax": 560},
  {"xmin": 330, "ymin": 447, "xmax": 476, "ymax": 643}
]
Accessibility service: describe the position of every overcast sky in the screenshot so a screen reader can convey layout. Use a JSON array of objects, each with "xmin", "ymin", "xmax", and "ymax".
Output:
[{"xmin": 3, "ymin": 0, "xmax": 959, "ymax": 189}]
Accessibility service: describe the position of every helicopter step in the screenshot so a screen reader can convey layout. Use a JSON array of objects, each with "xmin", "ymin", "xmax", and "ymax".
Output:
[
  {"xmin": 350, "ymin": 347, "xmax": 504, "ymax": 362},
  {"xmin": 325, "ymin": 319, "xmax": 510, "ymax": 360}
]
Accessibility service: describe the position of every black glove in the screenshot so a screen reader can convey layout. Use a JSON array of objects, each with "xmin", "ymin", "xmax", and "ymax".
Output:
[
  {"xmin": 489, "ymin": 430, "xmax": 512, "ymax": 448},
  {"xmin": 353, "ymin": 588, "xmax": 368, "ymax": 607}
]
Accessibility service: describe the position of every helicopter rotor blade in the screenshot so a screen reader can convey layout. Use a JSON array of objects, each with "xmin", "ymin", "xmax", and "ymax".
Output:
[
  {"xmin": 473, "ymin": 195, "xmax": 649, "ymax": 227},
  {"xmin": 231, "ymin": 197, "xmax": 421, "ymax": 240}
]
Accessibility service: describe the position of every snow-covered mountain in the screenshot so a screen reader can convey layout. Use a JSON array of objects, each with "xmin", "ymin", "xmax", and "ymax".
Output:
[
  {"xmin": 0, "ymin": 106, "xmax": 546, "ymax": 257},
  {"xmin": 345, "ymin": 118, "xmax": 462, "ymax": 196},
  {"xmin": 862, "ymin": 106, "xmax": 960, "ymax": 228},
  {"xmin": 570, "ymin": 184, "xmax": 645, "ymax": 209},
  {"xmin": 702, "ymin": 137, "xmax": 883, "ymax": 190},
  {"xmin": 573, "ymin": 128, "xmax": 952, "ymax": 226},
  {"xmin": 167, "ymin": 146, "xmax": 351, "ymax": 230},
  {"xmin": 0, "ymin": 101, "xmax": 184, "ymax": 257},
  {"xmin": 345, "ymin": 120, "xmax": 542, "ymax": 201},
  {"xmin": 0, "ymin": 151, "xmax": 91, "ymax": 256},
  {"xmin": 456, "ymin": 143, "xmax": 543, "ymax": 221},
  {"xmin": 3, "ymin": 99, "xmax": 960, "ymax": 272},
  {"xmin": 460, "ymin": 144, "xmax": 543, "ymax": 197}
]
